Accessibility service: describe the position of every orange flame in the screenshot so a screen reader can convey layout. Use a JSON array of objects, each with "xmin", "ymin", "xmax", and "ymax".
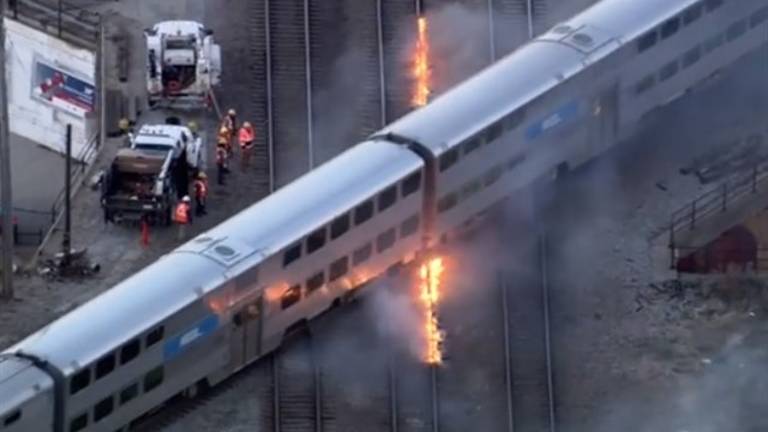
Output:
[
  {"xmin": 411, "ymin": 17, "xmax": 432, "ymax": 107},
  {"xmin": 419, "ymin": 257, "xmax": 444, "ymax": 365}
]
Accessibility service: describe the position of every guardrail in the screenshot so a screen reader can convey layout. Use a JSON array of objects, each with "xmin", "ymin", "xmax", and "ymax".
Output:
[
  {"xmin": 674, "ymin": 245, "xmax": 768, "ymax": 274},
  {"xmin": 669, "ymin": 162, "xmax": 768, "ymax": 248},
  {"xmin": 5, "ymin": 0, "xmax": 100, "ymax": 50}
]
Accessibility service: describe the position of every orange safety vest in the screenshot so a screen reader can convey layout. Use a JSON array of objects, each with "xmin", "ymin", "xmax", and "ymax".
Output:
[
  {"xmin": 194, "ymin": 179, "xmax": 208, "ymax": 198},
  {"xmin": 174, "ymin": 203, "xmax": 190, "ymax": 224},
  {"xmin": 238, "ymin": 126, "xmax": 255, "ymax": 148}
]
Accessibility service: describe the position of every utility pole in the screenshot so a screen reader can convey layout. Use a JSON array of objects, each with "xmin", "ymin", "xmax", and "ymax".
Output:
[
  {"xmin": 61, "ymin": 124, "xmax": 71, "ymax": 267},
  {"xmin": 0, "ymin": 0, "xmax": 15, "ymax": 300}
]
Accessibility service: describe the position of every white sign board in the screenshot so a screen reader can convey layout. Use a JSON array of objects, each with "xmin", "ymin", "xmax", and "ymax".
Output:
[{"xmin": 3, "ymin": 18, "xmax": 96, "ymax": 161}]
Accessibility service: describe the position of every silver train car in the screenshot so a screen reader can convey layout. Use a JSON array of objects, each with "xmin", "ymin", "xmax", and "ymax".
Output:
[{"xmin": 2, "ymin": 0, "xmax": 766, "ymax": 430}]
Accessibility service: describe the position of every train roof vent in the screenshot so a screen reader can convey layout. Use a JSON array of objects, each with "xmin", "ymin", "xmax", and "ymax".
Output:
[
  {"xmin": 177, "ymin": 236, "xmax": 255, "ymax": 267},
  {"xmin": 571, "ymin": 33, "xmax": 593, "ymax": 47},
  {"xmin": 551, "ymin": 25, "xmax": 573, "ymax": 35},
  {"xmin": 561, "ymin": 24, "xmax": 614, "ymax": 54}
]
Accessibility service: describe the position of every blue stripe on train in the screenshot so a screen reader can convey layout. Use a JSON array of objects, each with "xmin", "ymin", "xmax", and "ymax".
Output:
[{"xmin": 163, "ymin": 314, "xmax": 220, "ymax": 361}]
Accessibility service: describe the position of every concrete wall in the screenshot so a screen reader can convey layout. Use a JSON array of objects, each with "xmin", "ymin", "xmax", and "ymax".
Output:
[{"xmin": 4, "ymin": 17, "xmax": 96, "ymax": 160}]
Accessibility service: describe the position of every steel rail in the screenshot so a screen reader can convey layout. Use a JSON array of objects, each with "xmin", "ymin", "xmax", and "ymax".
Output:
[
  {"xmin": 303, "ymin": 0, "xmax": 315, "ymax": 170},
  {"xmin": 501, "ymin": 270, "xmax": 515, "ymax": 432},
  {"xmin": 264, "ymin": 0, "xmax": 275, "ymax": 192},
  {"xmin": 540, "ymin": 234, "xmax": 556, "ymax": 432}
]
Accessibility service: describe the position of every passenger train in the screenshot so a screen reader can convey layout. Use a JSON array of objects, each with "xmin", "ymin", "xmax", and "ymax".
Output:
[{"xmin": 2, "ymin": 0, "xmax": 767, "ymax": 430}]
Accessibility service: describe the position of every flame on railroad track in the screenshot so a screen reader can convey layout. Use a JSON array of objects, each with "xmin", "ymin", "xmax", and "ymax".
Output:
[
  {"xmin": 411, "ymin": 16, "xmax": 432, "ymax": 107},
  {"xmin": 419, "ymin": 257, "xmax": 444, "ymax": 365}
]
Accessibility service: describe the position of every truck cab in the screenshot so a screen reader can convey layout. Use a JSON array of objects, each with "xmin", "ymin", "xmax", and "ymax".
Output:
[{"xmin": 131, "ymin": 124, "xmax": 203, "ymax": 172}]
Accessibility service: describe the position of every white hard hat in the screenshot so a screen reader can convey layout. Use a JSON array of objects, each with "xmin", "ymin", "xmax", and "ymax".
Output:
[{"xmin": 182, "ymin": 196, "xmax": 191, "ymax": 202}]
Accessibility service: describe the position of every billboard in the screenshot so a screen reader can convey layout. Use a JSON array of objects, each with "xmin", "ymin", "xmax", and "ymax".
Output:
[
  {"xmin": 32, "ymin": 60, "xmax": 95, "ymax": 116},
  {"xmin": 4, "ymin": 18, "xmax": 96, "ymax": 160}
]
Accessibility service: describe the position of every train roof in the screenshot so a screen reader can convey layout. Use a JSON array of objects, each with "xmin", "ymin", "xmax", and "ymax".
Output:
[
  {"xmin": 181, "ymin": 140, "xmax": 423, "ymax": 262},
  {"xmin": 0, "ymin": 356, "xmax": 53, "ymax": 416},
  {"xmin": 376, "ymin": 0, "xmax": 697, "ymax": 152},
  {"xmin": 5, "ymin": 252, "xmax": 225, "ymax": 374}
]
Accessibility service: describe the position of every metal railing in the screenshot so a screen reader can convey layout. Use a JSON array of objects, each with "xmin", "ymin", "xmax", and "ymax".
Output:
[
  {"xmin": 5, "ymin": 0, "xmax": 100, "ymax": 50},
  {"xmin": 669, "ymin": 162, "xmax": 768, "ymax": 248},
  {"xmin": 674, "ymin": 246, "xmax": 768, "ymax": 274}
]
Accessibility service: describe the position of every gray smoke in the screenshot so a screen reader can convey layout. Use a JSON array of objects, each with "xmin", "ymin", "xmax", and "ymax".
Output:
[{"xmin": 365, "ymin": 276, "xmax": 425, "ymax": 361}]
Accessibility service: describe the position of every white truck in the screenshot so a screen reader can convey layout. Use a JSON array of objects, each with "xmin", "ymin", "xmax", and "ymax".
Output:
[
  {"xmin": 101, "ymin": 123, "xmax": 204, "ymax": 224},
  {"xmin": 145, "ymin": 20, "xmax": 221, "ymax": 109},
  {"xmin": 130, "ymin": 124, "xmax": 204, "ymax": 172}
]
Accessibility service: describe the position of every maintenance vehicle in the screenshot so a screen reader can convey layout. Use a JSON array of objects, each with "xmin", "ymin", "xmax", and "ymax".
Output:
[{"xmin": 145, "ymin": 20, "xmax": 221, "ymax": 109}]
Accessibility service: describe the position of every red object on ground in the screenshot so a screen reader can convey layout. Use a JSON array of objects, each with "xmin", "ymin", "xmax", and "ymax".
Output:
[{"xmin": 141, "ymin": 219, "xmax": 150, "ymax": 247}]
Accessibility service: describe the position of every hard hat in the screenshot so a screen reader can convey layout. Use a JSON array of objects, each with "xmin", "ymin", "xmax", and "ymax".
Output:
[
  {"xmin": 243, "ymin": 121, "xmax": 252, "ymax": 128},
  {"xmin": 182, "ymin": 196, "xmax": 191, "ymax": 203},
  {"xmin": 188, "ymin": 121, "xmax": 198, "ymax": 132},
  {"xmin": 219, "ymin": 126, "xmax": 228, "ymax": 134},
  {"xmin": 118, "ymin": 118, "xmax": 129, "ymax": 130},
  {"xmin": 228, "ymin": 108, "xmax": 236, "ymax": 116},
  {"xmin": 198, "ymin": 172, "xmax": 207, "ymax": 179}
]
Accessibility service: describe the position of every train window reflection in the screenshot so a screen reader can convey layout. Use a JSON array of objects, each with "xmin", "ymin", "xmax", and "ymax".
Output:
[{"xmin": 281, "ymin": 285, "xmax": 301, "ymax": 309}]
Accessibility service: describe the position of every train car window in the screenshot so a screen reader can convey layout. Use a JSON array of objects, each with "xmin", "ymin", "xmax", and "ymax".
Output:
[
  {"xmin": 437, "ymin": 193, "xmax": 458, "ymax": 213},
  {"xmin": 281, "ymin": 284, "xmax": 302, "ymax": 309},
  {"xmin": 352, "ymin": 243, "xmax": 372, "ymax": 265},
  {"xmin": 462, "ymin": 137, "xmax": 482, "ymax": 155},
  {"xmin": 635, "ymin": 75, "xmax": 655, "ymax": 94},
  {"xmin": 70, "ymin": 369, "xmax": 91, "ymax": 395},
  {"xmin": 504, "ymin": 109, "xmax": 525, "ymax": 130},
  {"xmin": 400, "ymin": 214, "xmax": 420, "ymax": 238},
  {"xmin": 329, "ymin": 256, "xmax": 349, "ymax": 281},
  {"xmin": 120, "ymin": 339, "xmax": 141, "ymax": 365},
  {"xmin": 659, "ymin": 60, "xmax": 679, "ymax": 82},
  {"xmin": 401, "ymin": 172, "xmax": 421, "ymax": 197},
  {"xmin": 143, "ymin": 366, "xmax": 164, "ymax": 393},
  {"xmin": 306, "ymin": 227, "xmax": 327, "ymax": 254},
  {"xmin": 439, "ymin": 148, "xmax": 459, "ymax": 172},
  {"xmin": 3, "ymin": 410, "xmax": 21, "ymax": 426},
  {"xmin": 330, "ymin": 213, "xmax": 350, "ymax": 239},
  {"xmin": 306, "ymin": 271, "xmax": 325, "ymax": 293},
  {"xmin": 726, "ymin": 19, "xmax": 747, "ymax": 41},
  {"xmin": 354, "ymin": 200, "xmax": 374, "ymax": 225},
  {"xmin": 660, "ymin": 18, "xmax": 680, "ymax": 39},
  {"xmin": 146, "ymin": 326, "xmax": 165, "ymax": 348},
  {"xmin": 637, "ymin": 31, "xmax": 657, "ymax": 52},
  {"xmin": 460, "ymin": 179, "xmax": 482, "ymax": 200},
  {"xmin": 376, "ymin": 228, "xmax": 396, "ymax": 252},
  {"xmin": 283, "ymin": 243, "xmax": 302, "ymax": 267},
  {"xmin": 507, "ymin": 154, "xmax": 526, "ymax": 171},
  {"xmin": 94, "ymin": 396, "xmax": 114, "ymax": 422},
  {"xmin": 485, "ymin": 121, "xmax": 504, "ymax": 144},
  {"xmin": 69, "ymin": 413, "xmax": 88, "ymax": 432},
  {"xmin": 95, "ymin": 354, "xmax": 115, "ymax": 380},
  {"xmin": 378, "ymin": 186, "xmax": 397, "ymax": 212},
  {"xmin": 751, "ymin": 6, "xmax": 768, "ymax": 28},
  {"xmin": 682, "ymin": 45, "xmax": 702, "ymax": 68},
  {"xmin": 705, "ymin": 0, "xmax": 723, "ymax": 12},
  {"xmin": 119, "ymin": 383, "xmax": 139, "ymax": 405},
  {"xmin": 702, "ymin": 32, "xmax": 724, "ymax": 53},
  {"xmin": 483, "ymin": 164, "xmax": 505, "ymax": 187},
  {"xmin": 683, "ymin": 4, "xmax": 703, "ymax": 25}
]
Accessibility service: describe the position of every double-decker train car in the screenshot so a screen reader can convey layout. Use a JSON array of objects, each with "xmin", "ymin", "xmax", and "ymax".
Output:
[{"xmin": 2, "ymin": 0, "xmax": 767, "ymax": 430}]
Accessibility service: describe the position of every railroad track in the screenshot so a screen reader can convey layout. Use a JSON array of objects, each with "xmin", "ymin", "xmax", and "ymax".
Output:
[
  {"xmin": 502, "ymin": 233, "xmax": 556, "ymax": 432},
  {"xmin": 270, "ymin": 330, "xmax": 334, "ymax": 432}
]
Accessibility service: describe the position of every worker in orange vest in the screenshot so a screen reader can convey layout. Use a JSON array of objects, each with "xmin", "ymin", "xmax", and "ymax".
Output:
[
  {"xmin": 193, "ymin": 172, "xmax": 208, "ymax": 216},
  {"xmin": 174, "ymin": 196, "xmax": 192, "ymax": 241},
  {"xmin": 223, "ymin": 109, "xmax": 237, "ymax": 153},
  {"xmin": 218, "ymin": 125, "xmax": 233, "ymax": 158},
  {"xmin": 238, "ymin": 121, "xmax": 255, "ymax": 170}
]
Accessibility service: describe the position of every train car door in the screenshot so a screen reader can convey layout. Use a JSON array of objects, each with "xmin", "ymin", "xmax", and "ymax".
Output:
[
  {"xmin": 589, "ymin": 84, "xmax": 619, "ymax": 156},
  {"xmin": 231, "ymin": 296, "xmax": 264, "ymax": 369}
]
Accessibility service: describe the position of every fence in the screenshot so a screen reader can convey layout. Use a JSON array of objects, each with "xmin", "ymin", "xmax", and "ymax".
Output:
[
  {"xmin": 669, "ymin": 162, "xmax": 768, "ymax": 249},
  {"xmin": 5, "ymin": 0, "xmax": 100, "ymax": 50}
]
